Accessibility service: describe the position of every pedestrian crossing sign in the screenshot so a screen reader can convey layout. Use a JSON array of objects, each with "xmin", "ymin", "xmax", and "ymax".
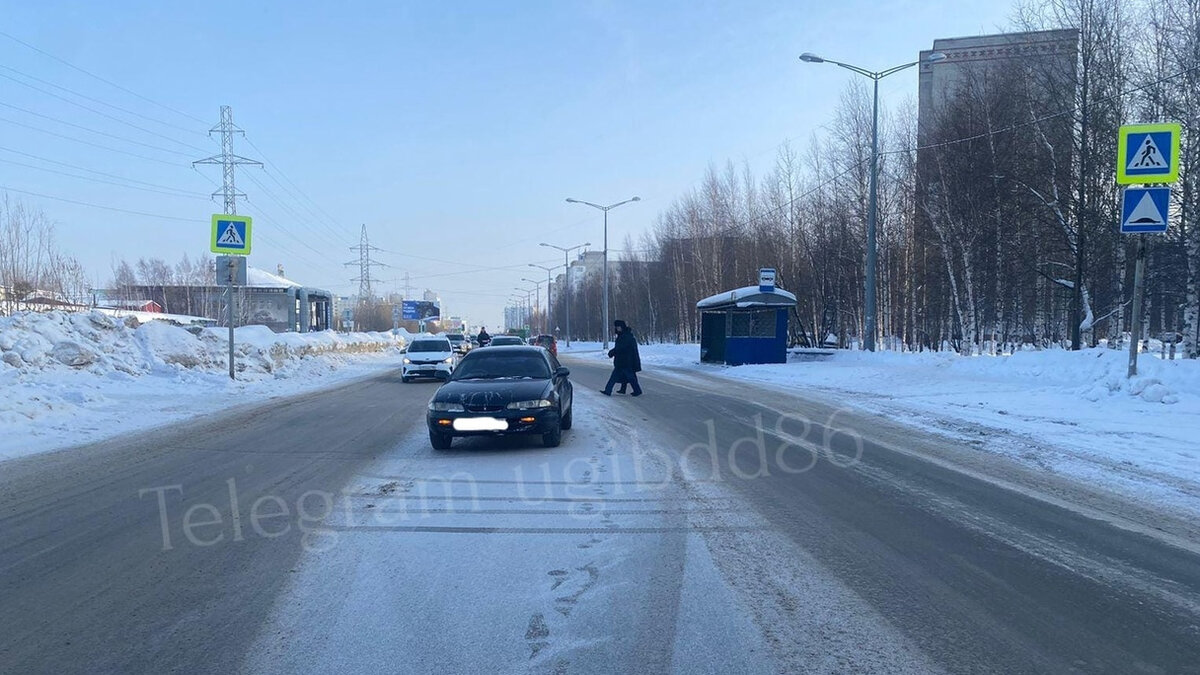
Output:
[
  {"xmin": 210, "ymin": 214, "xmax": 252, "ymax": 254},
  {"xmin": 1117, "ymin": 123, "xmax": 1180, "ymax": 184}
]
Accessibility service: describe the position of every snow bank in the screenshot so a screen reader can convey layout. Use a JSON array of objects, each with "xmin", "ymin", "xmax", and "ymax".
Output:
[
  {"xmin": 628, "ymin": 343, "xmax": 1200, "ymax": 406},
  {"xmin": 0, "ymin": 310, "xmax": 400, "ymax": 379},
  {"xmin": 0, "ymin": 311, "xmax": 405, "ymax": 461},
  {"xmin": 606, "ymin": 343, "xmax": 1200, "ymax": 515}
]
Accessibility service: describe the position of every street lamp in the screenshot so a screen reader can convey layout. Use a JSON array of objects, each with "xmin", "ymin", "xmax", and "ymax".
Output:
[
  {"xmin": 521, "ymin": 278, "xmax": 546, "ymax": 333},
  {"xmin": 800, "ymin": 50, "xmax": 945, "ymax": 351},
  {"xmin": 565, "ymin": 196, "xmax": 640, "ymax": 349},
  {"xmin": 529, "ymin": 262, "xmax": 562, "ymax": 337},
  {"xmin": 506, "ymin": 296, "xmax": 521, "ymax": 333},
  {"xmin": 539, "ymin": 241, "xmax": 589, "ymax": 347},
  {"xmin": 516, "ymin": 284, "xmax": 535, "ymax": 331}
]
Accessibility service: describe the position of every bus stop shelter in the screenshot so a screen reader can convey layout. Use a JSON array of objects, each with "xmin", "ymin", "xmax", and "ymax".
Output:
[{"xmin": 697, "ymin": 280, "xmax": 797, "ymax": 366}]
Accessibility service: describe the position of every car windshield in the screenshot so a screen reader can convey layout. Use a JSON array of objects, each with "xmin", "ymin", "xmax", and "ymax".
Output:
[
  {"xmin": 452, "ymin": 351, "xmax": 550, "ymax": 380},
  {"xmin": 446, "ymin": 334, "xmax": 464, "ymax": 341},
  {"xmin": 408, "ymin": 341, "xmax": 450, "ymax": 353},
  {"xmin": 491, "ymin": 336, "xmax": 523, "ymax": 345}
]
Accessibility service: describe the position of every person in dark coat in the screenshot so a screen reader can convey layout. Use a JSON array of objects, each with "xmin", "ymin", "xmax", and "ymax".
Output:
[
  {"xmin": 477, "ymin": 327, "xmax": 491, "ymax": 347},
  {"xmin": 601, "ymin": 319, "xmax": 642, "ymax": 397}
]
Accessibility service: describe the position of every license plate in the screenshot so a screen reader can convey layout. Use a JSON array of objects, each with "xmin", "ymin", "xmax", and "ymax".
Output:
[
  {"xmin": 453, "ymin": 417, "xmax": 508, "ymax": 431},
  {"xmin": 418, "ymin": 365, "xmax": 434, "ymax": 370}
]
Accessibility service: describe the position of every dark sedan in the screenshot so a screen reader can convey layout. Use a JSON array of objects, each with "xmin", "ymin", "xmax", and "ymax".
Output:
[{"xmin": 426, "ymin": 346, "xmax": 573, "ymax": 449}]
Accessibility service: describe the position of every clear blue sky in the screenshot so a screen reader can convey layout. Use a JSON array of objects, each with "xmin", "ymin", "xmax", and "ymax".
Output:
[{"xmin": 1, "ymin": 0, "xmax": 1014, "ymax": 329}]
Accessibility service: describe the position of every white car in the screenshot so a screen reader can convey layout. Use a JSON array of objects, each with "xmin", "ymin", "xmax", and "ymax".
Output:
[{"xmin": 402, "ymin": 336, "xmax": 456, "ymax": 382}]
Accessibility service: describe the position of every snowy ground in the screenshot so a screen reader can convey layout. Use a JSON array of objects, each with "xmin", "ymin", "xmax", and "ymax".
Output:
[
  {"xmin": 242, "ymin": 387, "xmax": 942, "ymax": 674},
  {"xmin": 566, "ymin": 341, "xmax": 1200, "ymax": 517},
  {"xmin": 0, "ymin": 311, "xmax": 405, "ymax": 462}
]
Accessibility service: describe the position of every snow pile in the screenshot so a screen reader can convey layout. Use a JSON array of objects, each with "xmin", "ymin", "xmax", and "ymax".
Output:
[
  {"xmin": 612, "ymin": 343, "xmax": 1200, "ymax": 514},
  {"xmin": 628, "ymin": 343, "xmax": 1198, "ymax": 406},
  {"xmin": 0, "ymin": 310, "xmax": 401, "ymax": 379},
  {"xmin": 0, "ymin": 311, "xmax": 406, "ymax": 461}
]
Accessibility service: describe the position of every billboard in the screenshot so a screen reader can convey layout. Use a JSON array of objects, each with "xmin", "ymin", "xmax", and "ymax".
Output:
[{"xmin": 401, "ymin": 300, "xmax": 440, "ymax": 321}]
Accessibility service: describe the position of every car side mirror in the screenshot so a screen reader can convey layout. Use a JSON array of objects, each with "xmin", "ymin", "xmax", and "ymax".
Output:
[{"xmin": 555, "ymin": 367, "xmax": 570, "ymax": 378}]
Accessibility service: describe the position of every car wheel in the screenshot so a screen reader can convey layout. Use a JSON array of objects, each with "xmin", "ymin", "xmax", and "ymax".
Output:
[
  {"xmin": 542, "ymin": 417, "xmax": 562, "ymax": 448},
  {"xmin": 560, "ymin": 405, "xmax": 573, "ymax": 430},
  {"xmin": 430, "ymin": 430, "xmax": 453, "ymax": 450},
  {"xmin": 401, "ymin": 376, "xmax": 411, "ymax": 383}
]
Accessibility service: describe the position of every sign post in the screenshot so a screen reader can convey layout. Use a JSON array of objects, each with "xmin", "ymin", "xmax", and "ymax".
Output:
[
  {"xmin": 1116, "ymin": 124, "xmax": 1180, "ymax": 377},
  {"xmin": 211, "ymin": 214, "xmax": 253, "ymax": 379}
]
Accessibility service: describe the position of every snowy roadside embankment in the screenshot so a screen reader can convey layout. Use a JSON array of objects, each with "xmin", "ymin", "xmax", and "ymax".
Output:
[
  {"xmin": 571, "ymin": 342, "xmax": 1200, "ymax": 514},
  {"xmin": 0, "ymin": 311, "xmax": 405, "ymax": 462}
]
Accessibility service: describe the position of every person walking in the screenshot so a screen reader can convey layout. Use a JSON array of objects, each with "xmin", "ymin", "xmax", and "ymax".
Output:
[
  {"xmin": 477, "ymin": 326, "xmax": 491, "ymax": 347},
  {"xmin": 601, "ymin": 319, "xmax": 642, "ymax": 397}
]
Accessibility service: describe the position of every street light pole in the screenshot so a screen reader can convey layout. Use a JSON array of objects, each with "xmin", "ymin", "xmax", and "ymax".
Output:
[
  {"xmin": 800, "ymin": 50, "xmax": 944, "ymax": 351},
  {"xmin": 529, "ymin": 263, "xmax": 561, "ymax": 336},
  {"xmin": 515, "ymin": 285, "xmax": 538, "ymax": 333},
  {"xmin": 565, "ymin": 197, "xmax": 640, "ymax": 349},
  {"xmin": 539, "ymin": 242, "xmax": 590, "ymax": 348},
  {"xmin": 521, "ymin": 278, "xmax": 546, "ymax": 333}
]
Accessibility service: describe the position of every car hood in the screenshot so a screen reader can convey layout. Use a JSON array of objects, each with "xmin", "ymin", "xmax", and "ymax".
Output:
[{"xmin": 434, "ymin": 379, "xmax": 552, "ymax": 407}]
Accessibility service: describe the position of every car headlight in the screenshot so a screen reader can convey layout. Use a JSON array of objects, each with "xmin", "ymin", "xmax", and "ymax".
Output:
[
  {"xmin": 506, "ymin": 399, "xmax": 553, "ymax": 410},
  {"xmin": 403, "ymin": 357, "xmax": 411, "ymax": 364},
  {"xmin": 429, "ymin": 402, "xmax": 465, "ymax": 412},
  {"xmin": 443, "ymin": 356, "xmax": 454, "ymax": 363}
]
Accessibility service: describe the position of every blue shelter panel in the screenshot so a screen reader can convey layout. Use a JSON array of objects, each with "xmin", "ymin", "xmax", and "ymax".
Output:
[
  {"xmin": 723, "ymin": 309, "xmax": 788, "ymax": 366},
  {"xmin": 696, "ymin": 282, "xmax": 796, "ymax": 366},
  {"xmin": 700, "ymin": 312, "xmax": 727, "ymax": 363}
]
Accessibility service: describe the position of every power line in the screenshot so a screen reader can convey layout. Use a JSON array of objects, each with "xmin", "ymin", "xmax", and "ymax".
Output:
[
  {"xmin": 0, "ymin": 30, "xmax": 208, "ymax": 125},
  {"xmin": 0, "ymin": 114, "xmax": 187, "ymax": 167},
  {"xmin": 241, "ymin": 171, "xmax": 346, "ymax": 253},
  {"xmin": 0, "ymin": 145, "xmax": 210, "ymax": 195},
  {"xmin": 243, "ymin": 137, "xmax": 350, "ymax": 245},
  {"xmin": 665, "ymin": 61, "xmax": 1200, "ymax": 236},
  {"xmin": 0, "ymin": 72, "xmax": 211, "ymax": 153},
  {"xmin": 0, "ymin": 64, "xmax": 208, "ymax": 136},
  {"xmin": 0, "ymin": 100, "xmax": 198, "ymax": 157},
  {"xmin": 883, "ymin": 62, "xmax": 1200, "ymax": 157},
  {"xmin": 0, "ymin": 157, "xmax": 210, "ymax": 200},
  {"xmin": 257, "ymin": 165, "xmax": 348, "ymax": 245},
  {"xmin": 402, "ymin": 259, "xmax": 563, "ymax": 282},
  {"xmin": 0, "ymin": 184, "xmax": 199, "ymax": 221},
  {"xmin": 243, "ymin": 209, "xmax": 334, "ymax": 270},
  {"xmin": 242, "ymin": 193, "xmax": 337, "ymax": 260}
]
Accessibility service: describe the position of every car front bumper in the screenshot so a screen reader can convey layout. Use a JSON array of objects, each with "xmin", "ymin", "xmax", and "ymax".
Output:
[
  {"xmin": 403, "ymin": 363, "xmax": 453, "ymax": 379},
  {"xmin": 427, "ymin": 408, "xmax": 560, "ymax": 436}
]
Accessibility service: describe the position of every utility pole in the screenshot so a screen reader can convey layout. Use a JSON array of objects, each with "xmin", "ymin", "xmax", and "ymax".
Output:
[
  {"xmin": 194, "ymin": 105, "xmax": 261, "ymax": 380},
  {"xmin": 1127, "ymin": 235, "xmax": 1147, "ymax": 377},
  {"xmin": 194, "ymin": 105, "xmax": 261, "ymax": 215},
  {"xmin": 345, "ymin": 224, "xmax": 387, "ymax": 329}
]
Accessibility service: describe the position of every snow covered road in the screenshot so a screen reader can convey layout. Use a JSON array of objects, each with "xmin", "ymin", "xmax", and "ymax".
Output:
[{"xmin": 2, "ymin": 357, "xmax": 1199, "ymax": 673}]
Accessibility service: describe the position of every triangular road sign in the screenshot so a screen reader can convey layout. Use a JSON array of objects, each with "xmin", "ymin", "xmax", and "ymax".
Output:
[
  {"xmin": 1120, "ymin": 187, "xmax": 1170, "ymax": 234},
  {"xmin": 1127, "ymin": 135, "xmax": 1168, "ymax": 170},
  {"xmin": 1126, "ymin": 192, "xmax": 1165, "ymax": 226},
  {"xmin": 218, "ymin": 223, "xmax": 244, "ymax": 246}
]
